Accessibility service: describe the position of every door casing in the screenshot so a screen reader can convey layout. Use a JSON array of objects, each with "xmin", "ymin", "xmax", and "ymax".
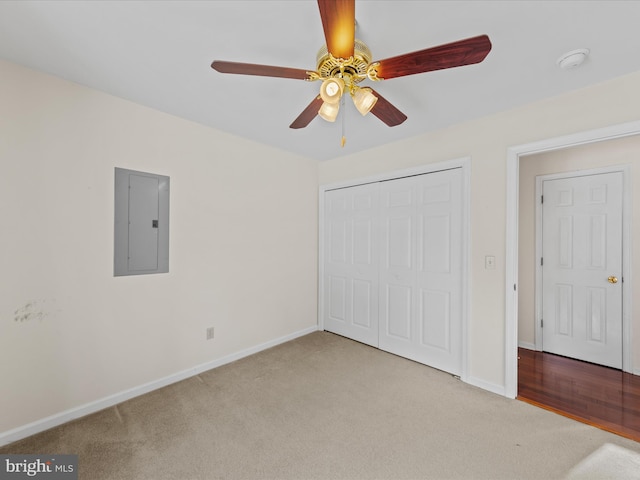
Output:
[{"xmin": 505, "ymin": 121, "xmax": 639, "ymax": 399}]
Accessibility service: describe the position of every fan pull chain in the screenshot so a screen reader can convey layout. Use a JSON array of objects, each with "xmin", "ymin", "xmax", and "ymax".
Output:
[{"xmin": 341, "ymin": 95, "xmax": 346, "ymax": 147}]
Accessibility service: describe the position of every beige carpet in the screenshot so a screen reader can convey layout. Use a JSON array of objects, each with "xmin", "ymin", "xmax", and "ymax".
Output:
[
  {"xmin": 2, "ymin": 331, "xmax": 640, "ymax": 479},
  {"xmin": 564, "ymin": 443, "xmax": 640, "ymax": 479}
]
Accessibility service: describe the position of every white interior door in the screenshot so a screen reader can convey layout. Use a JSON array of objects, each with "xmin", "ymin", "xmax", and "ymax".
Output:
[
  {"xmin": 323, "ymin": 168, "xmax": 463, "ymax": 376},
  {"xmin": 323, "ymin": 182, "xmax": 379, "ymax": 347},
  {"xmin": 541, "ymin": 172, "xmax": 623, "ymax": 368},
  {"xmin": 379, "ymin": 169, "xmax": 463, "ymax": 375}
]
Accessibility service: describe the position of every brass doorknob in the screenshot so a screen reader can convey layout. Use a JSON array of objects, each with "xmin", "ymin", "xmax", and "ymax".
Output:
[{"xmin": 608, "ymin": 276, "xmax": 618, "ymax": 284}]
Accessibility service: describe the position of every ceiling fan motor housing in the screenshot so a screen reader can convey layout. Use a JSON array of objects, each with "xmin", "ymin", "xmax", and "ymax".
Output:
[{"xmin": 316, "ymin": 38, "xmax": 372, "ymax": 83}]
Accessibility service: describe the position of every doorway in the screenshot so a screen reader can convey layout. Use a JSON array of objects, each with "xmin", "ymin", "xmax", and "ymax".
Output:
[{"xmin": 505, "ymin": 122, "xmax": 639, "ymax": 399}]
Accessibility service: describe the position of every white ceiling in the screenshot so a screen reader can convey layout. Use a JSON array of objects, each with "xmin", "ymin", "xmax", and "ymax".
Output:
[{"xmin": 1, "ymin": 1, "xmax": 639, "ymax": 161}]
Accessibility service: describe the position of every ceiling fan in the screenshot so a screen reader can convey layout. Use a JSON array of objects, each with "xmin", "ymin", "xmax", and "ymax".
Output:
[{"xmin": 211, "ymin": 0, "xmax": 492, "ymax": 130}]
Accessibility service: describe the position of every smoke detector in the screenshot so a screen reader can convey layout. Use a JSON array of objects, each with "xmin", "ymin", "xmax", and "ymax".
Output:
[{"xmin": 557, "ymin": 49, "xmax": 590, "ymax": 69}]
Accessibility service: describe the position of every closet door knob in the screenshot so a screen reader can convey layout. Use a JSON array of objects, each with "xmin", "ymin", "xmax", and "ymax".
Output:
[{"xmin": 608, "ymin": 276, "xmax": 618, "ymax": 284}]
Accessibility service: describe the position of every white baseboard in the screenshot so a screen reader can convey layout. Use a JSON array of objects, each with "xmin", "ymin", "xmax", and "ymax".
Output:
[
  {"xmin": 464, "ymin": 375, "xmax": 507, "ymax": 397},
  {"xmin": 0, "ymin": 325, "xmax": 319, "ymax": 448}
]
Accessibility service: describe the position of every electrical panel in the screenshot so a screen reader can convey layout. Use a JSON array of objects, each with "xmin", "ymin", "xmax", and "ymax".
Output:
[{"xmin": 114, "ymin": 168, "xmax": 169, "ymax": 276}]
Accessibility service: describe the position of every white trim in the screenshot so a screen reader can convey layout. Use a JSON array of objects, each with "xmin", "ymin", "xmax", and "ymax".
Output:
[
  {"xmin": 518, "ymin": 341, "xmax": 536, "ymax": 351},
  {"xmin": 534, "ymin": 166, "xmax": 632, "ymax": 368},
  {"xmin": 318, "ymin": 157, "xmax": 471, "ymax": 383},
  {"xmin": 623, "ymin": 165, "xmax": 634, "ymax": 372},
  {"xmin": 320, "ymin": 157, "xmax": 469, "ymax": 192},
  {"xmin": 460, "ymin": 161, "xmax": 471, "ymax": 384},
  {"xmin": 317, "ymin": 187, "xmax": 326, "ymax": 333},
  {"xmin": 505, "ymin": 120, "xmax": 640, "ymax": 399},
  {"xmin": 505, "ymin": 152, "xmax": 519, "ymax": 399},
  {"xmin": 465, "ymin": 375, "xmax": 506, "ymax": 397},
  {"xmin": 0, "ymin": 325, "xmax": 318, "ymax": 447},
  {"xmin": 534, "ymin": 175, "xmax": 543, "ymax": 351}
]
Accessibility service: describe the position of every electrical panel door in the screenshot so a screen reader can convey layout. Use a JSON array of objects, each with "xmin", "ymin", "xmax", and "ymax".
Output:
[{"xmin": 114, "ymin": 168, "xmax": 169, "ymax": 276}]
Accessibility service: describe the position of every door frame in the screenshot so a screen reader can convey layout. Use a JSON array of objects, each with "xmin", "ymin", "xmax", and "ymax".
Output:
[
  {"xmin": 505, "ymin": 121, "xmax": 640, "ymax": 399},
  {"xmin": 534, "ymin": 167, "xmax": 631, "ymax": 364},
  {"xmin": 318, "ymin": 157, "xmax": 471, "ymax": 383}
]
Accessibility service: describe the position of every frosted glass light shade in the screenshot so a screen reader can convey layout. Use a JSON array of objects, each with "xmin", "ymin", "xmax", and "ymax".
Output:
[
  {"xmin": 352, "ymin": 87, "xmax": 377, "ymax": 116},
  {"xmin": 318, "ymin": 101, "xmax": 340, "ymax": 122},
  {"xmin": 320, "ymin": 78, "xmax": 345, "ymax": 104}
]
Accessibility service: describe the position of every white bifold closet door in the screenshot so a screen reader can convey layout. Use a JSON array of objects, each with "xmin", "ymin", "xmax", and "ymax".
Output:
[
  {"xmin": 323, "ymin": 182, "xmax": 380, "ymax": 347},
  {"xmin": 323, "ymin": 168, "xmax": 463, "ymax": 375}
]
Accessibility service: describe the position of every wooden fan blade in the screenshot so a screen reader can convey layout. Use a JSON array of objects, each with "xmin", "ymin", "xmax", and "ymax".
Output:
[
  {"xmin": 211, "ymin": 60, "xmax": 311, "ymax": 80},
  {"xmin": 290, "ymin": 96, "xmax": 324, "ymax": 129},
  {"xmin": 373, "ymin": 35, "xmax": 492, "ymax": 80},
  {"xmin": 317, "ymin": 0, "xmax": 355, "ymax": 59},
  {"xmin": 369, "ymin": 89, "xmax": 407, "ymax": 127}
]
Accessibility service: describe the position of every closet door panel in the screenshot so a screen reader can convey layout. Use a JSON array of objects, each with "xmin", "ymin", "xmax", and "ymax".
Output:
[
  {"xmin": 323, "ymin": 183, "xmax": 379, "ymax": 347},
  {"xmin": 379, "ymin": 169, "xmax": 463, "ymax": 375},
  {"xmin": 379, "ymin": 176, "xmax": 418, "ymax": 356},
  {"xmin": 322, "ymin": 168, "xmax": 463, "ymax": 376}
]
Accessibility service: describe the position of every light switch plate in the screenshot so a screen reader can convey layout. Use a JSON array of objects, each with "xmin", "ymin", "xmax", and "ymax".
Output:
[{"xmin": 485, "ymin": 255, "xmax": 496, "ymax": 269}]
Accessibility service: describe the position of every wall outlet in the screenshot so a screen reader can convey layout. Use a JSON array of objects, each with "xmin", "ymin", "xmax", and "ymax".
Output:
[{"xmin": 206, "ymin": 327, "xmax": 215, "ymax": 340}]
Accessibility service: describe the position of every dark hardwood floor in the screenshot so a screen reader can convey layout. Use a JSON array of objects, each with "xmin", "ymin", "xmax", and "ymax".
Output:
[{"xmin": 517, "ymin": 348, "xmax": 640, "ymax": 443}]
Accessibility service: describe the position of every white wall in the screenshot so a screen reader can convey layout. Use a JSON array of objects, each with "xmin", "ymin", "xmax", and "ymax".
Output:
[
  {"xmin": 319, "ymin": 70, "xmax": 640, "ymax": 391},
  {"xmin": 3, "ymin": 55, "xmax": 640, "ymax": 443},
  {"xmin": 0, "ymin": 59, "xmax": 319, "ymax": 439},
  {"xmin": 518, "ymin": 136, "xmax": 640, "ymax": 368}
]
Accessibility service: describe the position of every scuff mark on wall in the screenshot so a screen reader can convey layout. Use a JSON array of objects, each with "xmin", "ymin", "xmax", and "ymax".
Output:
[{"xmin": 14, "ymin": 300, "xmax": 50, "ymax": 323}]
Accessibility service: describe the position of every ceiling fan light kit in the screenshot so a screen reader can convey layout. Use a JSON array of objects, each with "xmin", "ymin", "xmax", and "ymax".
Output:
[{"xmin": 211, "ymin": 0, "xmax": 492, "ymax": 133}]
